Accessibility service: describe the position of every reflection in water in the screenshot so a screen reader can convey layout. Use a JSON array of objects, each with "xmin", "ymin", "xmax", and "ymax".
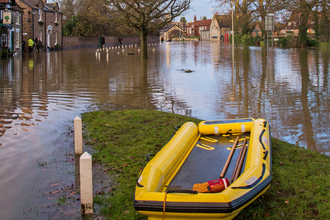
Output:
[
  {"xmin": 0, "ymin": 43, "xmax": 330, "ymax": 218},
  {"xmin": 0, "ymin": 44, "xmax": 329, "ymax": 152}
]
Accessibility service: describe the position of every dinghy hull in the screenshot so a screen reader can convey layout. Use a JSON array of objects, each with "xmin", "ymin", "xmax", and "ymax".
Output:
[{"xmin": 134, "ymin": 118, "xmax": 271, "ymax": 219}]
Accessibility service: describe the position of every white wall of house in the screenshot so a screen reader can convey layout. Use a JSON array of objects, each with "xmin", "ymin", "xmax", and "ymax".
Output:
[{"xmin": 210, "ymin": 19, "xmax": 220, "ymax": 41}]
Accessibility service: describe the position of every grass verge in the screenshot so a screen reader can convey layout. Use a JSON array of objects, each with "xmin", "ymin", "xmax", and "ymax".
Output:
[{"xmin": 82, "ymin": 109, "xmax": 330, "ymax": 219}]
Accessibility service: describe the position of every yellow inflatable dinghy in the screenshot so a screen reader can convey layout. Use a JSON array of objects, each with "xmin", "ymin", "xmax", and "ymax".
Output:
[{"xmin": 134, "ymin": 118, "xmax": 271, "ymax": 219}]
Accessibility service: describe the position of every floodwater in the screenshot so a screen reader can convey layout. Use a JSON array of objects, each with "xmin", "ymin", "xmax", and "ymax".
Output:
[{"xmin": 0, "ymin": 42, "xmax": 330, "ymax": 218}]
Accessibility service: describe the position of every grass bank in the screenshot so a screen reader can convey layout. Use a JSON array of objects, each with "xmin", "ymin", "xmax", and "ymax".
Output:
[{"xmin": 81, "ymin": 109, "xmax": 330, "ymax": 219}]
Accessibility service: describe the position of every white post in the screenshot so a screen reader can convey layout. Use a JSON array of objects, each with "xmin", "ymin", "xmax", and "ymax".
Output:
[
  {"xmin": 74, "ymin": 116, "xmax": 83, "ymax": 155},
  {"xmin": 80, "ymin": 152, "xmax": 93, "ymax": 214}
]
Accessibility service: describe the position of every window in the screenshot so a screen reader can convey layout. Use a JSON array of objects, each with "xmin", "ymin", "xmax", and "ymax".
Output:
[
  {"xmin": 39, "ymin": 30, "xmax": 43, "ymax": 41},
  {"xmin": 16, "ymin": 12, "xmax": 20, "ymax": 25},
  {"xmin": 288, "ymin": 22, "xmax": 291, "ymax": 26},
  {"xmin": 1, "ymin": 34, "xmax": 7, "ymax": 47},
  {"xmin": 55, "ymin": 12, "xmax": 58, "ymax": 23},
  {"xmin": 16, "ymin": 31, "xmax": 20, "ymax": 48},
  {"xmin": 39, "ymin": 9, "xmax": 42, "ymax": 21}
]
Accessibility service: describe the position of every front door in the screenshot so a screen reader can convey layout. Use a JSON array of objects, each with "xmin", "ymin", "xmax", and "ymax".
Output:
[{"xmin": 47, "ymin": 30, "xmax": 51, "ymax": 48}]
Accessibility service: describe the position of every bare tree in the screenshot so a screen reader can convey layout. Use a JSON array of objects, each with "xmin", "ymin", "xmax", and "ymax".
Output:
[
  {"xmin": 215, "ymin": 0, "xmax": 255, "ymax": 34},
  {"xmin": 251, "ymin": 0, "xmax": 286, "ymax": 39},
  {"xmin": 274, "ymin": 0, "xmax": 320, "ymax": 46},
  {"xmin": 110, "ymin": 0, "xmax": 190, "ymax": 59},
  {"xmin": 58, "ymin": 0, "xmax": 78, "ymax": 22}
]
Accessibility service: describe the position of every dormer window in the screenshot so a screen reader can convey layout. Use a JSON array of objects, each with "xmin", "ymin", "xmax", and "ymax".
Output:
[{"xmin": 39, "ymin": 9, "xmax": 42, "ymax": 21}]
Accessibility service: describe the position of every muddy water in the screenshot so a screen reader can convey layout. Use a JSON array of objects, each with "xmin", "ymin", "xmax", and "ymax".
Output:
[{"xmin": 0, "ymin": 42, "xmax": 330, "ymax": 218}]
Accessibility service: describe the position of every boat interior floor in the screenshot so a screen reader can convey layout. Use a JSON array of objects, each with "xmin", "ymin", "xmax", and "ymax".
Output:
[{"xmin": 167, "ymin": 133, "xmax": 250, "ymax": 190}]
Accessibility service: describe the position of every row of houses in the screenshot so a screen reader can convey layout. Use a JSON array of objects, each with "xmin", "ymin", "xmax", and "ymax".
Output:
[
  {"xmin": 161, "ymin": 12, "xmax": 324, "ymax": 41},
  {"xmin": 0, "ymin": 0, "xmax": 62, "ymax": 53},
  {"xmin": 159, "ymin": 13, "xmax": 237, "ymax": 42}
]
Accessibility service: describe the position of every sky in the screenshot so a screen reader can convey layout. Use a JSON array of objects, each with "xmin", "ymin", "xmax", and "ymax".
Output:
[
  {"xmin": 50, "ymin": 0, "xmax": 216, "ymax": 23},
  {"xmin": 177, "ymin": 0, "xmax": 216, "ymax": 22}
]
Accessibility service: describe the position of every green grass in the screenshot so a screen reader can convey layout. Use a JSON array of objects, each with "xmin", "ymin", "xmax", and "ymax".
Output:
[{"xmin": 82, "ymin": 109, "xmax": 330, "ymax": 219}]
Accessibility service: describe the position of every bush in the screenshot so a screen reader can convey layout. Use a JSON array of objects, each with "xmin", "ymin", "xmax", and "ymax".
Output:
[
  {"xmin": 307, "ymin": 38, "xmax": 319, "ymax": 47},
  {"xmin": 254, "ymin": 35, "xmax": 263, "ymax": 45},
  {"xmin": 242, "ymin": 35, "xmax": 256, "ymax": 45},
  {"xmin": 320, "ymin": 42, "xmax": 330, "ymax": 48},
  {"xmin": 231, "ymin": 34, "xmax": 263, "ymax": 46},
  {"xmin": 54, "ymin": 44, "xmax": 61, "ymax": 49},
  {"xmin": 278, "ymin": 37, "xmax": 289, "ymax": 48}
]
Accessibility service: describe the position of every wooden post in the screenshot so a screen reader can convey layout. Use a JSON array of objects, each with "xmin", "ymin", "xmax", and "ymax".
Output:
[
  {"xmin": 74, "ymin": 116, "xmax": 83, "ymax": 155},
  {"xmin": 231, "ymin": 138, "xmax": 248, "ymax": 183},
  {"xmin": 220, "ymin": 136, "xmax": 239, "ymax": 178},
  {"xmin": 80, "ymin": 152, "xmax": 93, "ymax": 214},
  {"xmin": 232, "ymin": 139, "xmax": 248, "ymax": 182}
]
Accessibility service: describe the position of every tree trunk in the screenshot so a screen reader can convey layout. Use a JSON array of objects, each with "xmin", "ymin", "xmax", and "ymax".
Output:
[
  {"xmin": 140, "ymin": 31, "xmax": 148, "ymax": 59},
  {"xmin": 241, "ymin": 0, "xmax": 250, "ymax": 34},
  {"xmin": 298, "ymin": 1, "xmax": 312, "ymax": 47}
]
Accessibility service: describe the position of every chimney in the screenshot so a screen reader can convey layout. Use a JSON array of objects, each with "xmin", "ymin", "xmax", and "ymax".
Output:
[
  {"xmin": 215, "ymin": 12, "xmax": 218, "ymax": 15},
  {"xmin": 194, "ymin": 15, "xmax": 196, "ymax": 22}
]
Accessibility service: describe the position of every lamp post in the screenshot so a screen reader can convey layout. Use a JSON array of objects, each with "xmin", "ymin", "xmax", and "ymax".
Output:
[{"xmin": 231, "ymin": 1, "xmax": 234, "ymax": 46}]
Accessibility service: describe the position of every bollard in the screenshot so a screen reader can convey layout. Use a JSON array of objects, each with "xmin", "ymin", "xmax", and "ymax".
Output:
[
  {"xmin": 74, "ymin": 116, "xmax": 83, "ymax": 155},
  {"xmin": 80, "ymin": 152, "xmax": 93, "ymax": 214}
]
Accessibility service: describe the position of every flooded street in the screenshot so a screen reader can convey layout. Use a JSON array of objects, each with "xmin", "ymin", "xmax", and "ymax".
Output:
[{"xmin": 0, "ymin": 42, "xmax": 330, "ymax": 219}]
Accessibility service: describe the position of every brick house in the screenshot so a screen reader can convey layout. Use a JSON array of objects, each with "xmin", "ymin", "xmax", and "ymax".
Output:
[
  {"xmin": 280, "ymin": 11, "xmax": 321, "ymax": 36},
  {"xmin": 16, "ymin": 0, "xmax": 62, "ymax": 51},
  {"xmin": 186, "ymin": 15, "xmax": 211, "ymax": 37},
  {"xmin": 209, "ymin": 14, "xmax": 231, "ymax": 41},
  {"xmin": 1, "ymin": 0, "xmax": 23, "ymax": 52}
]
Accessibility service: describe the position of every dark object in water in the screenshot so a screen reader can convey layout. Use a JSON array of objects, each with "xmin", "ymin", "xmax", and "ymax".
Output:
[{"xmin": 176, "ymin": 69, "xmax": 194, "ymax": 73}]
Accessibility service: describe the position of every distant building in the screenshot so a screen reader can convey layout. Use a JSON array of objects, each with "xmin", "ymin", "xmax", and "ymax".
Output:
[
  {"xmin": 280, "ymin": 12, "xmax": 300, "ymax": 35},
  {"xmin": 186, "ymin": 15, "xmax": 211, "ymax": 37},
  {"xmin": 209, "ymin": 14, "xmax": 231, "ymax": 41},
  {"xmin": 251, "ymin": 24, "xmax": 262, "ymax": 37},
  {"xmin": 280, "ymin": 11, "xmax": 323, "ymax": 36},
  {"xmin": 159, "ymin": 24, "xmax": 184, "ymax": 41},
  {"xmin": 0, "ymin": 0, "xmax": 23, "ymax": 53},
  {"xmin": 16, "ymin": 0, "xmax": 63, "ymax": 51}
]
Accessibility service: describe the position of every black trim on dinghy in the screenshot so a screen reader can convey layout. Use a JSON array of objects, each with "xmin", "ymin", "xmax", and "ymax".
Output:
[
  {"xmin": 203, "ymin": 118, "xmax": 254, "ymax": 125},
  {"xmin": 134, "ymin": 175, "xmax": 271, "ymax": 213}
]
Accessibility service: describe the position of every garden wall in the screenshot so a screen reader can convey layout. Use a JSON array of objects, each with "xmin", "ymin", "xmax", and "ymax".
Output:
[{"xmin": 63, "ymin": 36, "xmax": 159, "ymax": 50}]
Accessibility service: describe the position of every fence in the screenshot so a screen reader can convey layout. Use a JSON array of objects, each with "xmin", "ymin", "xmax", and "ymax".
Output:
[{"xmin": 63, "ymin": 36, "xmax": 159, "ymax": 50}]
